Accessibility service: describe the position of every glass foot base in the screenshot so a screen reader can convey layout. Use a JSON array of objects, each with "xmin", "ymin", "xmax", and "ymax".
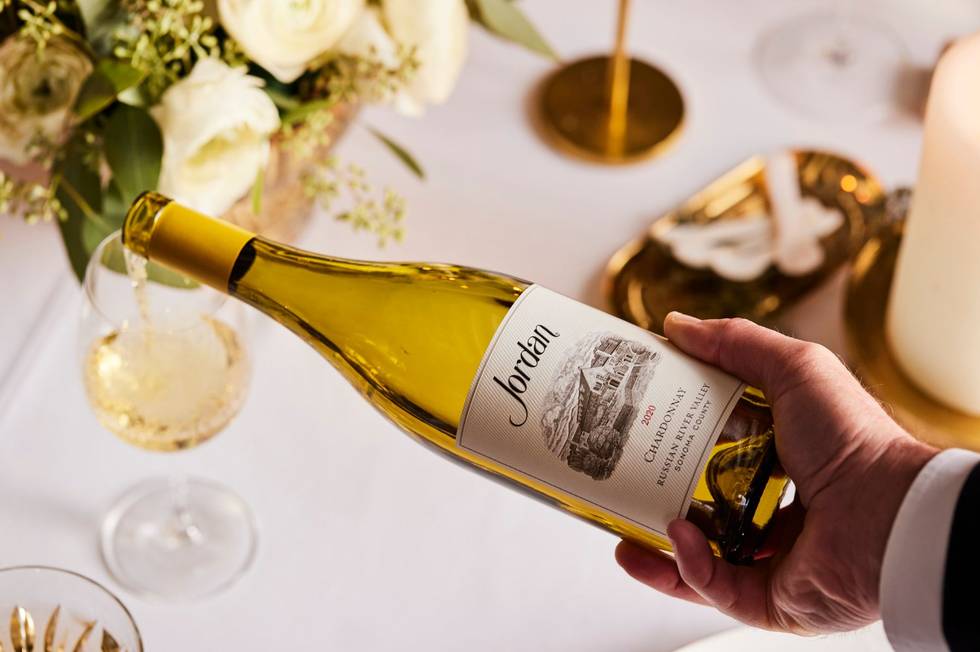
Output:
[
  {"xmin": 755, "ymin": 12, "xmax": 906, "ymax": 122},
  {"xmin": 101, "ymin": 477, "xmax": 257, "ymax": 601}
]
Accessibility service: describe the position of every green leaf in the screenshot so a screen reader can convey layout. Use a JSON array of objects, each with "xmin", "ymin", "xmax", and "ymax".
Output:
[
  {"xmin": 469, "ymin": 0, "xmax": 557, "ymax": 60},
  {"xmin": 103, "ymin": 103, "xmax": 162, "ymax": 204},
  {"xmin": 265, "ymin": 88, "xmax": 301, "ymax": 112},
  {"xmin": 368, "ymin": 127, "xmax": 425, "ymax": 180},
  {"xmin": 54, "ymin": 134, "xmax": 105, "ymax": 281},
  {"xmin": 74, "ymin": 60, "xmax": 146, "ymax": 122},
  {"xmin": 80, "ymin": 210, "xmax": 113, "ymax": 253},
  {"xmin": 281, "ymin": 98, "xmax": 334, "ymax": 125},
  {"xmin": 100, "ymin": 178, "xmax": 127, "ymax": 226}
]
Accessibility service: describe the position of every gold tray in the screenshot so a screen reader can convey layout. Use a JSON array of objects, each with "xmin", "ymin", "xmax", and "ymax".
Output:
[
  {"xmin": 604, "ymin": 150, "xmax": 886, "ymax": 334},
  {"xmin": 845, "ymin": 218, "xmax": 980, "ymax": 451}
]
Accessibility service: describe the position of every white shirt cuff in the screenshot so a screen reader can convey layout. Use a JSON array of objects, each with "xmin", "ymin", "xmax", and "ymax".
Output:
[{"xmin": 880, "ymin": 448, "xmax": 980, "ymax": 652}]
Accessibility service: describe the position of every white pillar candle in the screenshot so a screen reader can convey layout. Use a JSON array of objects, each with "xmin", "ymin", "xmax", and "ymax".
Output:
[{"xmin": 888, "ymin": 32, "xmax": 980, "ymax": 416}]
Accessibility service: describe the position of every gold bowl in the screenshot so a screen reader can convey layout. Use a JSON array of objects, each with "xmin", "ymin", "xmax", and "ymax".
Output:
[
  {"xmin": 845, "ymin": 214, "xmax": 980, "ymax": 451},
  {"xmin": 604, "ymin": 150, "xmax": 885, "ymax": 334}
]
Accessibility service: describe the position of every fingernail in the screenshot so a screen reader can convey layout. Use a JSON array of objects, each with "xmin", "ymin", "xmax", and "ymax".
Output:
[{"xmin": 665, "ymin": 311, "xmax": 700, "ymax": 327}]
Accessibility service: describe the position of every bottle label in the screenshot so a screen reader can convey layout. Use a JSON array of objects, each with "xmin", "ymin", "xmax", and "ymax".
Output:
[{"xmin": 457, "ymin": 286, "xmax": 745, "ymax": 537}]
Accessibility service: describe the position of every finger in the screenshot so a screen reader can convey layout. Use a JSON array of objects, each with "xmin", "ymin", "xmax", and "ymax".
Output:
[
  {"xmin": 667, "ymin": 519, "xmax": 773, "ymax": 627},
  {"xmin": 614, "ymin": 540, "xmax": 708, "ymax": 605},
  {"xmin": 664, "ymin": 313, "xmax": 846, "ymax": 405}
]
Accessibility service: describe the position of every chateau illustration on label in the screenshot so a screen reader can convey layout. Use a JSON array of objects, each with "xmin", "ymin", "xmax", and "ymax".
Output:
[{"xmin": 540, "ymin": 332, "xmax": 660, "ymax": 480}]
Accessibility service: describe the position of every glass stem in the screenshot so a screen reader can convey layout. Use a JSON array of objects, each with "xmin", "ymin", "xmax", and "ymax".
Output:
[
  {"xmin": 169, "ymin": 475, "xmax": 205, "ymax": 545},
  {"xmin": 828, "ymin": 0, "xmax": 854, "ymax": 67}
]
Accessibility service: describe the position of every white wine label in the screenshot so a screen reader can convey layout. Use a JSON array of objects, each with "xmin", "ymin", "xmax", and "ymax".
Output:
[{"xmin": 457, "ymin": 286, "xmax": 745, "ymax": 537}]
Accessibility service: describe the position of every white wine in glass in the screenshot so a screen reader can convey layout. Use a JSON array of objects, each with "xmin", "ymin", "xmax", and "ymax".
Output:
[
  {"xmin": 80, "ymin": 232, "xmax": 256, "ymax": 600},
  {"xmin": 84, "ymin": 315, "xmax": 248, "ymax": 451}
]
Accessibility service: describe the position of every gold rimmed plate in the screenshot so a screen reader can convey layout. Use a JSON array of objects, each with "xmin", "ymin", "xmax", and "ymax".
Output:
[
  {"xmin": 845, "ymin": 221, "xmax": 980, "ymax": 451},
  {"xmin": 604, "ymin": 150, "xmax": 886, "ymax": 333}
]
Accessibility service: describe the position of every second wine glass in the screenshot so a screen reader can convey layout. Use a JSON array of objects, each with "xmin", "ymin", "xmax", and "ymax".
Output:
[
  {"xmin": 755, "ymin": 3, "xmax": 906, "ymax": 122},
  {"xmin": 79, "ymin": 231, "xmax": 256, "ymax": 601}
]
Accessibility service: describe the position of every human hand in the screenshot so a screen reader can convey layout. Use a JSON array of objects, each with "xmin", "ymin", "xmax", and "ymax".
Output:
[{"xmin": 615, "ymin": 314, "xmax": 937, "ymax": 634}]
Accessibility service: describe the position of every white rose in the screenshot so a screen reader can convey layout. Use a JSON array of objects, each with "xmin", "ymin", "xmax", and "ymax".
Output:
[
  {"xmin": 218, "ymin": 0, "xmax": 364, "ymax": 83},
  {"xmin": 0, "ymin": 36, "xmax": 92, "ymax": 164},
  {"xmin": 337, "ymin": 8, "xmax": 399, "ymax": 69},
  {"xmin": 337, "ymin": 7, "xmax": 411, "ymax": 110},
  {"xmin": 383, "ymin": 0, "xmax": 469, "ymax": 115},
  {"xmin": 153, "ymin": 58, "xmax": 280, "ymax": 216}
]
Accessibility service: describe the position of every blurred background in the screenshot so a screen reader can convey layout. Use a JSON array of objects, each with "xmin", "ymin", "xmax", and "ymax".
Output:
[{"xmin": 2, "ymin": 1, "xmax": 979, "ymax": 649}]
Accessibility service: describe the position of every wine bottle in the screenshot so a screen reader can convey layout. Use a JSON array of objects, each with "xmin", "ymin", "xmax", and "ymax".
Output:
[{"xmin": 122, "ymin": 192, "xmax": 788, "ymax": 563}]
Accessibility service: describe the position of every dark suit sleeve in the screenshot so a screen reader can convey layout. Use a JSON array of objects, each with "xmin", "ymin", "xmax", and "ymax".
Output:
[{"xmin": 943, "ymin": 462, "xmax": 980, "ymax": 651}]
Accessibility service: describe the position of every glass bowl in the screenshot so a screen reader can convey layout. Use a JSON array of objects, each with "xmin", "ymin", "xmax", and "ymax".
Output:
[{"xmin": 0, "ymin": 566, "xmax": 142, "ymax": 651}]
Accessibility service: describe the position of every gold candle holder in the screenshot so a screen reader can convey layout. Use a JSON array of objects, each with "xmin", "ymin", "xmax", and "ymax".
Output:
[
  {"xmin": 845, "ymin": 192, "xmax": 980, "ymax": 452},
  {"xmin": 535, "ymin": 0, "xmax": 685, "ymax": 164}
]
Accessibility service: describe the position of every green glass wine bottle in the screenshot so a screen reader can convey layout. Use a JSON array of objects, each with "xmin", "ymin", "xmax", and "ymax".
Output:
[{"xmin": 123, "ymin": 192, "xmax": 788, "ymax": 563}]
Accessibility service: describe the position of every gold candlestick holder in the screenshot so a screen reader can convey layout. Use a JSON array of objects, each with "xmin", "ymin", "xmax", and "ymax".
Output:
[
  {"xmin": 535, "ymin": 0, "xmax": 684, "ymax": 164},
  {"xmin": 845, "ymin": 190, "xmax": 980, "ymax": 451}
]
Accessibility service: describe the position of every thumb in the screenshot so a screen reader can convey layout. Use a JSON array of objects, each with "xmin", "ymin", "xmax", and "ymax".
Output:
[{"xmin": 663, "ymin": 313, "xmax": 820, "ymax": 400}]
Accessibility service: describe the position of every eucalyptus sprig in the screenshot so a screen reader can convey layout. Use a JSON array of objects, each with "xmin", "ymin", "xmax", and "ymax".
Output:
[
  {"xmin": 302, "ymin": 157, "xmax": 405, "ymax": 247},
  {"xmin": 15, "ymin": 0, "xmax": 62, "ymax": 50},
  {"xmin": 281, "ymin": 47, "xmax": 421, "ymax": 176},
  {"xmin": 304, "ymin": 46, "xmax": 419, "ymax": 107},
  {"xmin": 1, "ymin": 0, "xmax": 91, "ymax": 55},
  {"xmin": 0, "ymin": 172, "xmax": 67, "ymax": 223},
  {"xmin": 112, "ymin": 0, "xmax": 235, "ymax": 101},
  {"xmin": 280, "ymin": 107, "xmax": 337, "ymax": 162}
]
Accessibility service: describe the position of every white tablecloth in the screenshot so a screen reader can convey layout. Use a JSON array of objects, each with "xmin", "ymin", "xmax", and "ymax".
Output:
[{"xmin": 2, "ymin": 1, "xmax": 978, "ymax": 649}]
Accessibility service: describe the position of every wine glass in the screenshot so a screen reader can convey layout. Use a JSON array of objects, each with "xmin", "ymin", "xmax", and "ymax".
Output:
[
  {"xmin": 0, "ymin": 565, "xmax": 142, "ymax": 650},
  {"xmin": 755, "ymin": 2, "xmax": 906, "ymax": 122},
  {"xmin": 79, "ymin": 231, "xmax": 256, "ymax": 601}
]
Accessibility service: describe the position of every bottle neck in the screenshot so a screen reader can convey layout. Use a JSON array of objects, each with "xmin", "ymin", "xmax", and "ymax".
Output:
[{"xmin": 122, "ymin": 192, "xmax": 254, "ymax": 292}]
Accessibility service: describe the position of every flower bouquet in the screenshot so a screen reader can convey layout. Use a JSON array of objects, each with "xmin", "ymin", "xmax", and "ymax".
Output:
[{"xmin": 0, "ymin": 0, "xmax": 553, "ymax": 278}]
